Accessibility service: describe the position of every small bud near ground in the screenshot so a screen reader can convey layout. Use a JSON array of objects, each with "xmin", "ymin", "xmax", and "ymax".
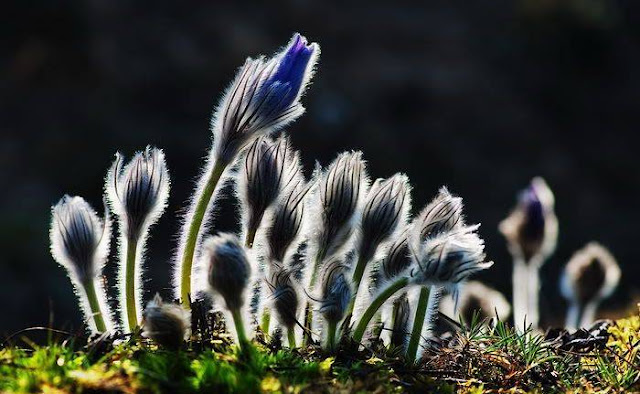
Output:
[{"xmin": 142, "ymin": 294, "xmax": 190, "ymax": 350}]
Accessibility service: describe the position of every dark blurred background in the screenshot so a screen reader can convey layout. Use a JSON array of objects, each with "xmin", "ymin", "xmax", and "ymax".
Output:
[{"xmin": 2, "ymin": 0, "xmax": 639, "ymax": 336}]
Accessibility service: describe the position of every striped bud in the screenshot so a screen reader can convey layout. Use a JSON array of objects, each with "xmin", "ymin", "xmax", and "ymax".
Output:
[{"xmin": 142, "ymin": 294, "xmax": 191, "ymax": 349}]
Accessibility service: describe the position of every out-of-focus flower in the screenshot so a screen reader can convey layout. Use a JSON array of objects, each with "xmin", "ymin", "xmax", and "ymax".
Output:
[
  {"xmin": 440, "ymin": 280, "xmax": 511, "ymax": 325},
  {"xmin": 142, "ymin": 294, "xmax": 191, "ymax": 349}
]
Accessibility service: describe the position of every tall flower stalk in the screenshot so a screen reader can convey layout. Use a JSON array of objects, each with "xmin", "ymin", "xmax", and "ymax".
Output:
[
  {"xmin": 49, "ymin": 196, "xmax": 114, "ymax": 333},
  {"xmin": 499, "ymin": 177, "xmax": 557, "ymax": 330},
  {"xmin": 175, "ymin": 34, "xmax": 319, "ymax": 308},
  {"xmin": 106, "ymin": 147, "xmax": 170, "ymax": 332}
]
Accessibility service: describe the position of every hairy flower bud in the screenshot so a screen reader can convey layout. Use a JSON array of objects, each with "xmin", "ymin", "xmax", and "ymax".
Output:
[
  {"xmin": 203, "ymin": 234, "xmax": 252, "ymax": 312},
  {"xmin": 381, "ymin": 228, "xmax": 412, "ymax": 280},
  {"xmin": 413, "ymin": 187, "xmax": 463, "ymax": 243},
  {"xmin": 499, "ymin": 177, "xmax": 558, "ymax": 263},
  {"xmin": 50, "ymin": 195, "xmax": 114, "ymax": 333},
  {"xmin": 319, "ymin": 261, "xmax": 352, "ymax": 324},
  {"xmin": 314, "ymin": 151, "xmax": 368, "ymax": 262},
  {"xmin": 390, "ymin": 292, "xmax": 410, "ymax": 348},
  {"xmin": 267, "ymin": 179, "xmax": 312, "ymax": 263},
  {"xmin": 106, "ymin": 146, "xmax": 170, "ymax": 241},
  {"xmin": 440, "ymin": 281, "xmax": 511, "ymax": 325},
  {"xmin": 239, "ymin": 136, "xmax": 300, "ymax": 247},
  {"xmin": 212, "ymin": 33, "xmax": 319, "ymax": 164},
  {"xmin": 142, "ymin": 294, "xmax": 191, "ymax": 349},
  {"xmin": 268, "ymin": 269, "xmax": 300, "ymax": 330},
  {"xmin": 358, "ymin": 173, "xmax": 411, "ymax": 262},
  {"xmin": 561, "ymin": 242, "xmax": 621, "ymax": 306}
]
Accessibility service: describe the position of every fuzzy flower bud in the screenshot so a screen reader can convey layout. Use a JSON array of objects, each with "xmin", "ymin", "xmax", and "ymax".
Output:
[
  {"xmin": 390, "ymin": 292, "xmax": 410, "ymax": 348},
  {"xmin": 268, "ymin": 269, "xmax": 300, "ymax": 330},
  {"xmin": 561, "ymin": 242, "xmax": 621, "ymax": 306},
  {"xmin": 499, "ymin": 177, "xmax": 558, "ymax": 263},
  {"xmin": 239, "ymin": 136, "xmax": 300, "ymax": 247},
  {"xmin": 267, "ymin": 179, "xmax": 311, "ymax": 263},
  {"xmin": 413, "ymin": 187, "xmax": 463, "ymax": 243},
  {"xmin": 381, "ymin": 229, "xmax": 412, "ymax": 281},
  {"xmin": 106, "ymin": 146, "xmax": 170, "ymax": 241},
  {"xmin": 203, "ymin": 233, "xmax": 252, "ymax": 312},
  {"xmin": 212, "ymin": 33, "xmax": 319, "ymax": 164},
  {"xmin": 319, "ymin": 261, "xmax": 352, "ymax": 324},
  {"xmin": 50, "ymin": 195, "xmax": 114, "ymax": 333},
  {"xmin": 440, "ymin": 281, "xmax": 511, "ymax": 325},
  {"xmin": 142, "ymin": 294, "xmax": 191, "ymax": 349},
  {"xmin": 358, "ymin": 173, "xmax": 411, "ymax": 262},
  {"xmin": 314, "ymin": 151, "xmax": 368, "ymax": 262}
]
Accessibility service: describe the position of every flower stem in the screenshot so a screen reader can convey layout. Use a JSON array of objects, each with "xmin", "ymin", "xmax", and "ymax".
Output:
[
  {"xmin": 343, "ymin": 255, "xmax": 367, "ymax": 325},
  {"xmin": 125, "ymin": 239, "xmax": 139, "ymax": 332},
  {"xmin": 231, "ymin": 308, "xmax": 249, "ymax": 351},
  {"xmin": 352, "ymin": 277, "xmax": 408, "ymax": 343},
  {"xmin": 84, "ymin": 279, "xmax": 106, "ymax": 333},
  {"xmin": 406, "ymin": 286, "xmax": 430, "ymax": 362},
  {"xmin": 287, "ymin": 328, "xmax": 296, "ymax": 348},
  {"xmin": 326, "ymin": 321, "xmax": 337, "ymax": 350},
  {"xmin": 261, "ymin": 309, "xmax": 271, "ymax": 335},
  {"xmin": 180, "ymin": 160, "xmax": 226, "ymax": 308}
]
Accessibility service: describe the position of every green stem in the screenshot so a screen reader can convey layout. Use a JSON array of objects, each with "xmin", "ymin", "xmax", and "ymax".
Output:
[
  {"xmin": 261, "ymin": 309, "xmax": 271, "ymax": 335},
  {"xmin": 303, "ymin": 303, "xmax": 313, "ymax": 346},
  {"xmin": 180, "ymin": 161, "xmax": 226, "ymax": 308},
  {"xmin": 84, "ymin": 279, "xmax": 106, "ymax": 333},
  {"xmin": 287, "ymin": 328, "xmax": 296, "ymax": 348},
  {"xmin": 326, "ymin": 321, "xmax": 337, "ymax": 350},
  {"xmin": 231, "ymin": 308, "xmax": 249, "ymax": 351},
  {"xmin": 352, "ymin": 277, "xmax": 408, "ymax": 343},
  {"xmin": 245, "ymin": 226, "xmax": 258, "ymax": 249},
  {"xmin": 406, "ymin": 286, "xmax": 430, "ymax": 363},
  {"xmin": 125, "ymin": 239, "xmax": 139, "ymax": 332},
  {"xmin": 344, "ymin": 255, "xmax": 367, "ymax": 323}
]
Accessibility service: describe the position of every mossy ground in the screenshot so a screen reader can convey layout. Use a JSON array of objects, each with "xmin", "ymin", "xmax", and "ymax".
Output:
[{"xmin": 1, "ymin": 311, "xmax": 638, "ymax": 393}]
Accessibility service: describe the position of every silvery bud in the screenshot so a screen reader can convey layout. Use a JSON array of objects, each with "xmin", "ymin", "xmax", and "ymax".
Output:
[
  {"xmin": 203, "ymin": 233, "xmax": 252, "ymax": 311},
  {"xmin": 212, "ymin": 33, "xmax": 319, "ymax": 164},
  {"xmin": 314, "ymin": 151, "xmax": 368, "ymax": 262},
  {"xmin": 413, "ymin": 187, "xmax": 463, "ymax": 243},
  {"xmin": 409, "ymin": 229, "xmax": 493, "ymax": 291},
  {"xmin": 239, "ymin": 136, "xmax": 300, "ymax": 247},
  {"xmin": 319, "ymin": 261, "xmax": 352, "ymax": 324},
  {"xmin": 268, "ymin": 269, "xmax": 300, "ymax": 330},
  {"xmin": 499, "ymin": 177, "xmax": 558, "ymax": 263},
  {"xmin": 390, "ymin": 292, "xmax": 410, "ymax": 348},
  {"xmin": 50, "ymin": 196, "xmax": 111, "ymax": 283},
  {"xmin": 106, "ymin": 146, "xmax": 170, "ymax": 241},
  {"xmin": 561, "ymin": 242, "xmax": 621, "ymax": 306},
  {"xmin": 358, "ymin": 173, "xmax": 411, "ymax": 261},
  {"xmin": 267, "ymin": 179, "xmax": 312, "ymax": 262},
  {"xmin": 381, "ymin": 228, "xmax": 412, "ymax": 281},
  {"xmin": 142, "ymin": 294, "xmax": 191, "ymax": 349}
]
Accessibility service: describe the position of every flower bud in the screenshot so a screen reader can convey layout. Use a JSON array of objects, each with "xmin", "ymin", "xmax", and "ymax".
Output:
[
  {"xmin": 314, "ymin": 151, "xmax": 368, "ymax": 262},
  {"xmin": 358, "ymin": 173, "xmax": 411, "ymax": 262},
  {"xmin": 381, "ymin": 228, "xmax": 411, "ymax": 281},
  {"xmin": 561, "ymin": 242, "xmax": 621, "ymax": 306},
  {"xmin": 268, "ymin": 269, "xmax": 300, "ymax": 330},
  {"xmin": 413, "ymin": 187, "xmax": 463, "ymax": 243},
  {"xmin": 142, "ymin": 294, "xmax": 191, "ymax": 349},
  {"xmin": 106, "ymin": 146, "xmax": 170, "ymax": 241},
  {"xmin": 239, "ymin": 136, "xmax": 300, "ymax": 247},
  {"xmin": 499, "ymin": 177, "xmax": 558, "ymax": 263},
  {"xmin": 390, "ymin": 292, "xmax": 410, "ymax": 348},
  {"xmin": 203, "ymin": 233, "xmax": 252, "ymax": 312},
  {"xmin": 440, "ymin": 281, "xmax": 511, "ymax": 325},
  {"xmin": 213, "ymin": 33, "xmax": 319, "ymax": 164},
  {"xmin": 319, "ymin": 261, "xmax": 352, "ymax": 324}
]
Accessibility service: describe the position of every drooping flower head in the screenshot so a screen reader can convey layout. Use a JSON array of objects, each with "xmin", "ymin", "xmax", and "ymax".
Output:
[
  {"xmin": 50, "ymin": 196, "xmax": 111, "ymax": 283},
  {"xmin": 319, "ymin": 261, "xmax": 352, "ymax": 325},
  {"xmin": 212, "ymin": 33, "xmax": 319, "ymax": 165},
  {"xmin": 358, "ymin": 173, "xmax": 411, "ymax": 262},
  {"xmin": 239, "ymin": 136, "xmax": 301, "ymax": 247},
  {"xmin": 499, "ymin": 177, "xmax": 558, "ymax": 263},
  {"xmin": 203, "ymin": 233, "xmax": 252, "ymax": 311},
  {"xmin": 560, "ymin": 242, "xmax": 621, "ymax": 306},
  {"xmin": 313, "ymin": 151, "xmax": 368, "ymax": 264},
  {"xmin": 142, "ymin": 294, "xmax": 191, "ymax": 349},
  {"xmin": 106, "ymin": 146, "xmax": 170, "ymax": 241},
  {"xmin": 267, "ymin": 269, "xmax": 300, "ymax": 330}
]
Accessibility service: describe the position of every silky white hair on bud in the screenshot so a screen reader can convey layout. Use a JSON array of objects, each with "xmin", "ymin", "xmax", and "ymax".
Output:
[
  {"xmin": 49, "ymin": 195, "xmax": 115, "ymax": 333},
  {"xmin": 106, "ymin": 146, "xmax": 170, "ymax": 331},
  {"xmin": 142, "ymin": 294, "xmax": 191, "ymax": 349}
]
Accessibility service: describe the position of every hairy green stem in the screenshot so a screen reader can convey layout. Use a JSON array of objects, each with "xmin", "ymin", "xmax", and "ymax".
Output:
[
  {"xmin": 406, "ymin": 286, "xmax": 430, "ymax": 362},
  {"xmin": 125, "ymin": 239, "xmax": 139, "ymax": 331},
  {"xmin": 231, "ymin": 308, "xmax": 249, "ymax": 351},
  {"xmin": 326, "ymin": 321, "xmax": 337, "ymax": 350},
  {"xmin": 352, "ymin": 277, "xmax": 409, "ymax": 343},
  {"xmin": 180, "ymin": 161, "xmax": 226, "ymax": 308},
  {"xmin": 287, "ymin": 328, "xmax": 296, "ymax": 348},
  {"xmin": 83, "ymin": 279, "xmax": 106, "ymax": 333},
  {"xmin": 261, "ymin": 309, "xmax": 271, "ymax": 335}
]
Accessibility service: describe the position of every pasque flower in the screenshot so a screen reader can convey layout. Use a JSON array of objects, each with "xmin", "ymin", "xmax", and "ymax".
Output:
[
  {"xmin": 319, "ymin": 261, "xmax": 352, "ymax": 349},
  {"xmin": 50, "ymin": 195, "xmax": 114, "ymax": 333},
  {"xmin": 106, "ymin": 146, "xmax": 170, "ymax": 332},
  {"xmin": 561, "ymin": 242, "xmax": 620, "ymax": 330},
  {"xmin": 142, "ymin": 294, "xmax": 190, "ymax": 349},
  {"xmin": 176, "ymin": 33, "xmax": 319, "ymax": 307}
]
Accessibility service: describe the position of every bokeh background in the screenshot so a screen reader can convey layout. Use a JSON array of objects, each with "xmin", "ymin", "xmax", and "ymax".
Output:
[{"xmin": 2, "ymin": 0, "xmax": 639, "ymax": 336}]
